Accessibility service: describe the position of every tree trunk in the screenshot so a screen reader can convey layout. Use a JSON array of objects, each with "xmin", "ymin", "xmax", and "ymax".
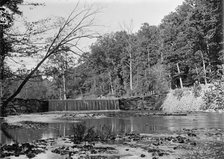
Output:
[
  {"xmin": 176, "ymin": 63, "xmax": 183, "ymax": 89},
  {"xmin": 59, "ymin": 88, "xmax": 62, "ymax": 100},
  {"xmin": 195, "ymin": 64, "xmax": 200, "ymax": 83},
  {"xmin": 195, "ymin": 64, "xmax": 199, "ymax": 76},
  {"xmin": 200, "ymin": 51, "xmax": 207, "ymax": 85},
  {"xmin": 0, "ymin": 25, "xmax": 4, "ymax": 117},
  {"xmin": 129, "ymin": 51, "xmax": 133, "ymax": 91},
  {"xmin": 202, "ymin": 58, "xmax": 207, "ymax": 85},
  {"xmin": 108, "ymin": 71, "xmax": 114, "ymax": 95},
  {"xmin": 62, "ymin": 70, "xmax": 66, "ymax": 100}
]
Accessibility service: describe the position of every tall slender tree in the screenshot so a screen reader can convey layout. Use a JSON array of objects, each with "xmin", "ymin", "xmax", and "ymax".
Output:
[{"xmin": 0, "ymin": 0, "xmax": 23, "ymax": 117}]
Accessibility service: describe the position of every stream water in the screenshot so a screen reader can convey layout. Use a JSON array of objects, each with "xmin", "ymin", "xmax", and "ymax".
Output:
[{"xmin": 1, "ymin": 112, "xmax": 224, "ymax": 145}]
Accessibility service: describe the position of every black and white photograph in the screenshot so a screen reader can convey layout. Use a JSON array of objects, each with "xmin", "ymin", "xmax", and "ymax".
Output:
[{"xmin": 0, "ymin": 0, "xmax": 223, "ymax": 158}]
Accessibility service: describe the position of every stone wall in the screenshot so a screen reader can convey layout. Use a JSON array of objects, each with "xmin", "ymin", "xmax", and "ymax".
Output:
[
  {"xmin": 4, "ymin": 95, "xmax": 167, "ymax": 115},
  {"xmin": 5, "ymin": 98, "xmax": 48, "ymax": 115},
  {"xmin": 119, "ymin": 94, "xmax": 167, "ymax": 111}
]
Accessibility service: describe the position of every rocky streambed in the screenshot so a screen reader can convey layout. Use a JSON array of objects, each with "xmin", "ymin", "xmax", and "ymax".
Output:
[
  {"xmin": 2, "ymin": 111, "xmax": 224, "ymax": 158},
  {"xmin": 1, "ymin": 126, "xmax": 224, "ymax": 158}
]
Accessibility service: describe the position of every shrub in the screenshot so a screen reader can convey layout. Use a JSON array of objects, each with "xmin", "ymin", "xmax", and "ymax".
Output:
[
  {"xmin": 202, "ymin": 81, "xmax": 224, "ymax": 110},
  {"xmin": 96, "ymin": 125, "xmax": 116, "ymax": 142},
  {"xmin": 73, "ymin": 123, "xmax": 116, "ymax": 144},
  {"xmin": 173, "ymin": 89, "xmax": 184, "ymax": 100},
  {"xmin": 193, "ymin": 82, "xmax": 202, "ymax": 98},
  {"xmin": 73, "ymin": 123, "xmax": 87, "ymax": 144},
  {"xmin": 162, "ymin": 88, "xmax": 203, "ymax": 112}
]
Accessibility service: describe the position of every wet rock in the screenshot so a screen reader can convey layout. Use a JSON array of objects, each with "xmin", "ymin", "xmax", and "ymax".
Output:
[
  {"xmin": 140, "ymin": 154, "xmax": 146, "ymax": 157},
  {"xmin": 189, "ymin": 142, "xmax": 197, "ymax": 146},
  {"xmin": 51, "ymin": 148, "xmax": 61, "ymax": 154},
  {"xmin": 158, "ymin": 152, "xmax": 164, "ymax": 156},
  {"xmin": 215, "ymin": 132, "xmax": 222, "ymax": 136},
  {"xmin": 183, "ymin": 128, "xmax": 191, "ymax": 132},
  {"xmin": 26, "ymin": 151, "xmax": 36, "ymax": 158},
  {"xmin": 15, "ymin": 152, "xmax": 20, "ymax": 157},
  {"xmin": 148, "ymin": 148, "xmax": 159, "ymax": 153},
  {"xmin": 91, "ymin": 149, "xmax": 97, "ymax": 154},
  {"xmin": 176, "ymin": 136, "xmax": 185, "ymax": 143},
  {"xmin": 126, "ymin": 132, "xmax": 142, "ymax": 141},
  {"xmin": 0, "ymin": 152, "xmax": 12, "ymax": 158},
  {"xmin": 187, "ymin": 132, "xmax": 197, "ymax": 137},
  {"xmin": 172, "ymin": 135, "xmax": 188, "ymax": 144},
  {"xmin": 158, "ymin": 152, "xmax": 166, "ymax": 156},
  {"xmin": 152, "ymin": 142, "xmax": 161, "ymax": 146},
  {"xmin": 82, "ymin": 144, "xmax": 93, "ymax": 150},
  {"xmin": 0, "ymin": 142, "xmax": 43, "ymax": 158},
  {"xmin": 165, "ymin": 136, "xmax": 173, "ymax": 141}
]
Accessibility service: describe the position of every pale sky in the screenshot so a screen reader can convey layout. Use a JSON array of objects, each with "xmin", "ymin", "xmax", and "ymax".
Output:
[
  {"xmin": 9, "ymin": 0, "xmax": 185, "ymax": 70},
  {"xmin": 21, "ymin": 0, "xmax": 185, "ymax": 49},
  {"xmin": 23, "ymin": 0, "xmax": 184, "ymax": 32}
]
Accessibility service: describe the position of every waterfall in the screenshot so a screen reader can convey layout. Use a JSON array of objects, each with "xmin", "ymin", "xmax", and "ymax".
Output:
[{"xmin": 48, "ymin": 99, "xmax": 120, "ymax": 111}]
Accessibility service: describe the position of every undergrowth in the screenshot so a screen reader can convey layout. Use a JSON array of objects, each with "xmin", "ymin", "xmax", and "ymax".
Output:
[
  {"xmin": 202, "ymin": 81, "xmax": 224, "ymax": 110},
  {"xmin": 73, "ymin": 123, "xmax": 116, "ymax": 144}
]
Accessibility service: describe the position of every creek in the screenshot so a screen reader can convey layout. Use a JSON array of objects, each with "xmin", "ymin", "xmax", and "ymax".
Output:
[{"xmin": 1, "ymin": 112, "xmax": 224, "ymax": 145}]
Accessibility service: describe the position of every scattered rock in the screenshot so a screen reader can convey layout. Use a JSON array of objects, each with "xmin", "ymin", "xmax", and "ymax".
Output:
[
  {"xmin": 187, "ymin": 132, "xmax": 197, "ymax": 137},
  {"xmin": 0, "ymin": 142, "xmax": 44, "ymax": 158},
  {"xmin": 140, "ymin": 154, "xmax": 146, "ymax": 157}
]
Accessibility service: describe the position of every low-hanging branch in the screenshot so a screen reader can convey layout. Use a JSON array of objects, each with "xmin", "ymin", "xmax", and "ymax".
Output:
[{"xmin": 1, "ymin": 3, "xmax": 100, "ymax": 114}]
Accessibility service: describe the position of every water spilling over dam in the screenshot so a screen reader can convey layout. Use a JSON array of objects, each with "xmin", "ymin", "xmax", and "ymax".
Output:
[{"xmin": 48, "ymin": 99, "xmax": 120, "ymax": 111}]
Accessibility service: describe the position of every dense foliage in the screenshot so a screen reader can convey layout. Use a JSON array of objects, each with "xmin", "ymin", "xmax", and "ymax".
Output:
[
  {"xmin": 203, "ymin": 78, "xmax": 224, "ymax": 110},
  {"xmin": 3, "ymin": 0, "xmax": 224, "ymax": 100},
  {"xmin": 62, "ymin": 0, "xmax": 223, "ymax": 98}
]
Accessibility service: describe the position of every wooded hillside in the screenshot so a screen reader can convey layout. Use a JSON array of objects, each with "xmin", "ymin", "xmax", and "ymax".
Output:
[
  {"xmin": 65, "ymin": 0, "xmax": 223, "ymax": 98},
  {"xmin": 3, "ymin": 0, "xmax": 224, "ymax": 100}
]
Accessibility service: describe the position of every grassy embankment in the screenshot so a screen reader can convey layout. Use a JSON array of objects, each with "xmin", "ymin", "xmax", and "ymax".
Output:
[{"xmin": 161, "ymin": 84, "xmax": 212, "ymax": 113}]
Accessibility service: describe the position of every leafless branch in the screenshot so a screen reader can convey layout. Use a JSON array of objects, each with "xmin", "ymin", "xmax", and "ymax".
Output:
[{"xmin": 3, "ymin": 2, "xmax": 99, "ymax": 108}]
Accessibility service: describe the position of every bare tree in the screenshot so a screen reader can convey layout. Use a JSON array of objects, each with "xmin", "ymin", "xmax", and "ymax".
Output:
[
  {"xmin": 120, "ymin": 20, "xmax": 135, "ymax": 92},
  {"xmin": 1, "ymin": 2, "xmax": 99, "ymax": 116},
  {"xmin": 176, "ymin": 63, "xmax": 183, "ymax": 89}
]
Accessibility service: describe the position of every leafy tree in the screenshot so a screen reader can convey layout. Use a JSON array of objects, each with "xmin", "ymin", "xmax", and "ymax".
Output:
[
  {"xmin": 0, "ymin": 0, "xmax": 23, "ymax": 116},
  {"xmin": 186, "ymin": 0, "xmax": 223, "ymax": 83},
  {"xmin": 159, "ymin": 0, "xmax": 223, "ymax": 88},
  {"xmin": 44, "ymin": 46, "xmax": 78, "ymax": 99},
  {"xmin": 160, "ymin": 11, "xmax": 187, "ymax": 88},
  {"xmin": 134, "ymin": 23, "xmax": 161, "ymax": 94},
  {"xmin": 89, "ymin": 33, "xmax": 128, "ymax": 96}
]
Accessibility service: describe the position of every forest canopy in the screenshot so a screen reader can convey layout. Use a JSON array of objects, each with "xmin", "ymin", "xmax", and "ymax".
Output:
[
  {"xmin": 4, "ymin": 0, "xmax": 224, "ymax": 99},
  {"xmin": 64, "ymin": 0, "xmax": 223, "ymax": 98}
]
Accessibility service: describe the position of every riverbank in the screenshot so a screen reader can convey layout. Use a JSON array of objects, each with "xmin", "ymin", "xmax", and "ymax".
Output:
[
  {"xmin": 2, "ymin": 111, "xmax": 224, "ymax": 158},
  {"xmin": 3, "ymin": 110, "xmax": 188, "ymax": 127},
  {"xmin": 1, "ymin": 125, "xmax": 224, "ymax": 158},
  {"xmin": 4, "ymin": 110, "xmax": 121, "ymax": 125}
]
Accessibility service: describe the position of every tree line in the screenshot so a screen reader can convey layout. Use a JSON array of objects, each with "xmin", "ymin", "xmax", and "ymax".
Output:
[
  {"xmin": 0, "ymin": 0, "xmax": 223, "ymax": 115},
  {"xmin": 66, "ymin": 0, "xmax": 223, "ymax": 98}
]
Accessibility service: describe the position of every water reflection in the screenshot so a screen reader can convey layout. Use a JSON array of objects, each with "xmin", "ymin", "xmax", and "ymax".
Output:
[{"xmin": 2, "ymin": 112, "xmax": 224, "ymax": 145}]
